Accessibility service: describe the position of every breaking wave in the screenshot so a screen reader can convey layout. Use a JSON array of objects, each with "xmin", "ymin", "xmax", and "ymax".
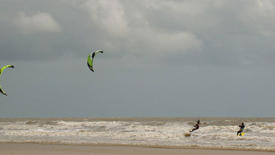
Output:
[{"xmin": 0, "ymin": 118, "xmax": 274, "ymax": 151}]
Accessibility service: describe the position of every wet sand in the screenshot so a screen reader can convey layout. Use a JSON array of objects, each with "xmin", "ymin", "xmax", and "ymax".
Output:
[{"xmin": 0, "ymin": 143, "xmax": 274, "ymax": 155}]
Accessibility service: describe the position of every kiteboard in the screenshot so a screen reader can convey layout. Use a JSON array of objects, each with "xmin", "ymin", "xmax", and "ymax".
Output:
[
  {"xmin": 237, "ymin": 132, "xmax": 245, "ymax": 136},
  {"xmin": 184, "ymin": 132, "xmax": 191, "ymax": 137}
]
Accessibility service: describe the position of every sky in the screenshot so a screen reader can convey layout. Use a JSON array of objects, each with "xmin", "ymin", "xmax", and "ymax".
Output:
[{"xmin": 1, "ymin": 0, "xmax": 275, "ymax": 118}]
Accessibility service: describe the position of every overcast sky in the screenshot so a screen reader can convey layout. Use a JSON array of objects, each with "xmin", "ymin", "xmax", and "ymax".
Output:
[{"xmin": 1, "ymin": 0, "xmax": 275, "ymax": 118}]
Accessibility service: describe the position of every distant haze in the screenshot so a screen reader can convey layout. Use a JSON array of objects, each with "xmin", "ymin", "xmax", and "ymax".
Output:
[{"xmin": 1, "ymin": 0, "xmax": 275, "ymax": 117}]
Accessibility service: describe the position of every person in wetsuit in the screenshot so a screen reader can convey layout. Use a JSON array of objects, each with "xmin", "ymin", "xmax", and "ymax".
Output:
[
  {"xmin": 190, "ymin": 120, "xmax": 200, "ymax": 132},
  {"xmin": 237, "ymin": 122, "xmax": 245, "ymax": 136}
]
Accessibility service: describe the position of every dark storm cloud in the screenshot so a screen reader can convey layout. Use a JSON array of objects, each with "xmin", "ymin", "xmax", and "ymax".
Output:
[
  {"xmin": 1, "ymin": 0, "xmax": 275, "ymax": 117},
  {"xmin": 1, "ymin": 0, "xmax": 275, "ymax": 66},
  {"xmin": 0, "ymin": 0, "xmax": 103, "ymax": 61}
]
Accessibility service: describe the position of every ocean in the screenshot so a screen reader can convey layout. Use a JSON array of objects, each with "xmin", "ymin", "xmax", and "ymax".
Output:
[{"xmin": 0, "ymin": 118, "xmax": 274, "ymax": 151}]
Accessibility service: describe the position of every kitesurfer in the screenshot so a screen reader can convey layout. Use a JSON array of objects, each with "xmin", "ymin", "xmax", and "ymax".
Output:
[
  {"xmin": 237, "ymin": 122, "xmax": 245, "ymax": 136},
  {"xmin": 190, "ymin": 120, "xmax": 200, "ymax": 132}
]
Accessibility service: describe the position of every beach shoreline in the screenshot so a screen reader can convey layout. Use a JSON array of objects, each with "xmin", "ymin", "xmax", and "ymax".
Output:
[{"xmin": 0, "ymin": 142, "xmax": 274, "ymax": 155}]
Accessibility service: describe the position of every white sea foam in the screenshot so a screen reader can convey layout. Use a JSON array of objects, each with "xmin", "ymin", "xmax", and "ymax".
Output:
[{"xmin": 0, "ymin": 118, "xmax": 274, "ymax": 151}]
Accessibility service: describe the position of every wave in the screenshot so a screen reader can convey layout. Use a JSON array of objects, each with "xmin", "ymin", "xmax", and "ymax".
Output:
[{"xmin": 0, "ymin": 118, "xmax": 274, "ymax": 152}]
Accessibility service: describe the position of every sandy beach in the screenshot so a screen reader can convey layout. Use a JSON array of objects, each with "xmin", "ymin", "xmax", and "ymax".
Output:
[{"xmin": 0, "ymin": 143, "xmax": 274, "ymax": 155}]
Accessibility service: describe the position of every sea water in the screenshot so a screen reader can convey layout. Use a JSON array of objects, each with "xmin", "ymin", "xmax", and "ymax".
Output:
[{"xmin": 0, "ymin": 118, "xmax": 274, "ymax": 151}]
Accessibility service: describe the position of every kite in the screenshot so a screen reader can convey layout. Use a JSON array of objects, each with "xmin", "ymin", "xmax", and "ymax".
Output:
[
  {"xmin": 87, "ymin": 49, "xmax": 103, "ymax": 72},
  {"xmin": 0, "ymin": 65, "xmax": 15, "ymax": 96}
]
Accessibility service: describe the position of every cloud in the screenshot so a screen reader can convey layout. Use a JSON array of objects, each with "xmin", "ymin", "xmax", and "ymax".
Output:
[
  {"xmin": 239, "ymin": 0, "xmax": 275, "ymax": 36},
  {"xmin": 83, "ymin": 0, "xmax": 128, "ymax": 36},
  {"xmin": 1, "ymin": 0, "xmax": 275, "ymax": 117},
  {"xmin": 1, "ymin": 0, "xmax": 275, "ymax": 66},
  {"xmin": 14, "ymin": 12, "xmax": 62, "ymax": 34},
  {"xmin": 129, "ymin": 28, "xmax": 202, "ymax": 56},
  {"xmin": 81, "ymin": 0, "xmax": 202, "ymax": 57}
]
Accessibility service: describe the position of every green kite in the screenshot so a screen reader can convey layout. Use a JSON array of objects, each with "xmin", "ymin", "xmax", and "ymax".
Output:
[
  {"xmin": 0, "ymin": 65, "xmax": 15, "ymax": 96},
  {"xmin": 87, "ymin": 49, "xmax": 103, "ymax": 72}
]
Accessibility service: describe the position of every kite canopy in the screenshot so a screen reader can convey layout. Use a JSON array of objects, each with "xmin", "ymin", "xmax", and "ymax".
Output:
[
  {"xmin": 87, "ymin": 49, "xmax": 103, "ymax": 72},
  {"xmin": 0, "ymin": 65, "xmax": 15, "ymax": 96}
]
